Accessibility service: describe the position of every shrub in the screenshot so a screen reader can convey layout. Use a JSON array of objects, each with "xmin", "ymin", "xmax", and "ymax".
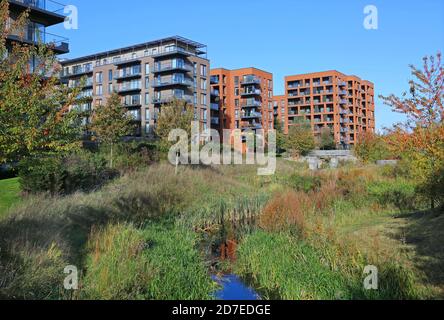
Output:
[
  {"xmin": 367, "ymin": 180, "xmax": 418, "ymax": 211},
  {"xmin": 18, "ymin": 151, "xmax": 118, "ymax": 195},
  {"xmin": 354, "ymin": 132, "xmax": 393, "ymax": 163},
  {"xmin": 260, "ymin": 191, "xmax": 307, "ymax": 234},
  {"xmin": 287, "ymin": 174, "xmax": 322, "ymax": 193}
]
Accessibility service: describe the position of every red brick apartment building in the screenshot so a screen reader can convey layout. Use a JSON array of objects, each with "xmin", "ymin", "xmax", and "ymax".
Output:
[
  {"xmin": 210, "ymin": 68, "xmax": 274, "ymax": 141},
  {"xmin": 275, "ymin": 70, "xmax": 375, "ymax": 148}
]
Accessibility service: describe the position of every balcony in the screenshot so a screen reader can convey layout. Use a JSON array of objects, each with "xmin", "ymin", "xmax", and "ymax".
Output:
[
  {"xmin": 242, "ymin": 100, "xmax": 261, "ymax": 108},
  {"xmin": 241, "ymin": 76, "xmax": 261, "ymax": 85},
  {"xmin": 152, "ymin": 95, "xmax": 193, "ymax": 104},
  {"xmin": 9, "ymin": 0, "xmax": 67, "ymax": 26},
  {"xmin": 241, "ymin": 89, "xmax": 262, "ymax": 97},
  {"xmin": 152, "ymin": 63, "xmax": 193, "ymax": 73},
  {"xmin": 152, "ymin": 78, "xmax": 193, "ymax": 88},
  {"xmin": 152, "ymin": 46, "xmax": 196, "ymax": 58},
  {"xmin": 211, "ymin": 89, "xmax": 220, "ymax": 97},
  {"xmin": 210, "ymin": 103, "xmax": 219, "ymax": 111},
  {"xmin": 115, "ymin": 71, "xmax": 142, "ymax": 80},
  {"xmin": 117, "ymin": 85, "xmax": 142, "ymax": 93},
  {"xmin": 242, "ymin": 111, "xmax": 262, "ymax": 119},
  {"xmin": 210, "ymin": 76, "xmax": 219, "ymax": 85},
  {"xmin": 242, "ymin": 122, "xmax": 263, "ymax": 130},
  {"xmin": 211, "ymin": 117, "xmax": 219, "ymax": 125},
  {"xmin": 6, "ymin": 24, "xmax": 69, "ymax": 54}
]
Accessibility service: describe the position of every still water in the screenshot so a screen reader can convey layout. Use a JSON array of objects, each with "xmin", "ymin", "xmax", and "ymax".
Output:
[{"xmin": 213, "ymin": 274, "xmax": 260, "ymax": 300}]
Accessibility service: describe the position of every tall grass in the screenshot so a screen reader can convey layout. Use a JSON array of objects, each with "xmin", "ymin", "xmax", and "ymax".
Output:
[{"xmin": 81, "ymin": 223, "xmax": 215, "ymax": 300}]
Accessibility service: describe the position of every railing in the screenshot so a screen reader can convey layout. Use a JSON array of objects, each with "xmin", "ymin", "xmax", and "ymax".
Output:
[
  {"xmin": 210, "ymin": 76, "xmax": 219, "ymax": 84},
  {"xmin": 211, "ymin": 89, "xmax": 220, "ymax": 96},
  {"xmin": 210, "ymin": 103, "xmax": 219, "ymax": 111},
  {"xmin": 115, "ymin": 71, "xmax": 142, "ymax": 79},
  {"xmin": 241, "ymin": 89, "xmax": 262, "ymax": 96},
  {"xmin": 152, "ymin": 78, "xmax": 193, "ymax": 88},
  {"xmin": 152, "ymin": 95, "xmax": 193, "ymax": 104},
  {"xmin": 241, "ymin": 76, "xmax": 261, "ymax": 85},
  {"xmin": 242, "ymin": 111, "xmax": 262, "ymax": 118},
  {"xmin": 12, "ymin": 0, "xmax": 66, "ymax": 14},
  {"xmin": 118, "ymin": 85, "xmax": 142, "ymax": 92},
  {"xmin": 153, "ymin": 63, "xmax": 193, "ymax": 73},
  {"xmin": 242, "ymin": 100, "xmax": 261, "ymax": 107}
]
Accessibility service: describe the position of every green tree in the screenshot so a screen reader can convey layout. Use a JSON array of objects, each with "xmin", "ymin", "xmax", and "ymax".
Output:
[
  {"xmin": 274, "ymin": 119, "xmax": 286, "ymax": 154},
  {"xmin": 0, "ymin": 1, "xmax": 83, "ymax": 164},
  {"xmin": 90, "ymin": 93, "xmax": 134, "ymax": 168},
  {"xmin": 155, "ymin": 98, "xmax": 194, "ymax": 152},
  {"xmin": 318, "ymin": 127, "xmax": 336, "ymax": 150},
  {"xmin": 354, "ymin": 131, "xmax": 392, "ymax": 163},
  {"xmin": 284, "ymin": 119, "xmax": 315, "ymax": 157}
]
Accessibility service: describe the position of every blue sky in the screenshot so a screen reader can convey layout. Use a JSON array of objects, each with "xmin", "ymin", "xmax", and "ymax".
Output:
[{"xmin": 53, "ymin": 0, "xmax": 444, "ymax": 130}]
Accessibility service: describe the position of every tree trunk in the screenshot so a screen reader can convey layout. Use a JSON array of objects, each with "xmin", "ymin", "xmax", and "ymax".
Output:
[{"xmin": 110, "ymin": 143, "xmax": 114, "ymax": 169}]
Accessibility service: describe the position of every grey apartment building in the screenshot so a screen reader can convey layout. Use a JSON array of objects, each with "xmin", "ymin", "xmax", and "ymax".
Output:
[
  {"xmin": 5, "ymin": 0, "xmax": 69, "ymax": 60},
  {"xmin": 60, "ymin": 36, "xmax": 211, "ymax": 137}
]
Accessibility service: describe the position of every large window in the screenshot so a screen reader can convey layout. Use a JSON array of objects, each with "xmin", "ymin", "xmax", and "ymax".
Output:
[
  {"xmin": 200, "ymin": 64, "xmax": 207, "ymax": 77},
  {"xmin": 95, "ymin": 72, "xmax": 103, "ymax": 83}
]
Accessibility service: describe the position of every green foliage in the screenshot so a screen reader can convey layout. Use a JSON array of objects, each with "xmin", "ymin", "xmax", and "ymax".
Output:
[
  {"xmin": 18, "ymin": 151, "xmax": 118, "ymax": 195},
  {"xmin": 287, "ymin": 174, "xmax": 322, "ymax": 193},
  {"xmin": 155, "ymin": 99, "xmax": 194, "ymax": 152},
  {"xmin": 283, "ymin": 120, "xmax": 315, "ymax": 156},
  {"xmin": 81, "ymin": 223, "xmax": 215, "ymax": 300},
  {"xmin": 318, "ymin": 127, "xmax": 336, "ymax": 150},
  {"xmin": 354, "ymin": 132, "xmax": 392, "ymax": 163},
  {"xmin": 90, "ymin": 93, "xmax": 134, "ymax": 168},
  {"xmin": 367, "ymin": 179, "xmax": 419, "ymax": 211},
  {"xmin": 0, "ymin": 1, "xmax": 83, "ymax": 164}
]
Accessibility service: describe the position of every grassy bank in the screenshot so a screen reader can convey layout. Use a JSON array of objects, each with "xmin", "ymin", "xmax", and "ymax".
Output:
[
  {"xmin": 0, "ymin": 160, "xmax": 442, "ymax": 299},
  {"xmin": 0, "ymin": 178, "xmax": 20, "ymax": 219}
]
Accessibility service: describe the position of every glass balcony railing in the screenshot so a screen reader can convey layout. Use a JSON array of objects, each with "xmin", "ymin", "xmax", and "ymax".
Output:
[
  {"xmin": 210, "ymin": 103, "xmax": 219, "ymax": 111},
  {"xmin": 12, "ymin": 0, "xmax": 66, "ymax": 14},
  {"xmin": 152, "ymin": 95, "xmax": 193, "ymax": 104},
  {"xmin": 153, "ymin": 63, "xmax": 193, "ymax": 73},
  {"xmin": 241, "ymin": 76, "xmax": 261, "ymax": 85},
  {"xmin": 241, "ymin": 89, "xmax": 262, "ymax": 96},
  {"xmin": 152, "ymin": 78, "xmax": 193, "ymax": 88}
]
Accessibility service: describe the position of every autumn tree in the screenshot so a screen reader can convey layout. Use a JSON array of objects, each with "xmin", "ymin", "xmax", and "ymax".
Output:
[
  {"xmin": 380, "ymin": 52, "xmax": 444, "ymax": 209},
  {"xmin": 0, "ymin": 0, "xmax": 84, "ymax": 164},
  {"xmin": 90, "ymin": 93, "xmax": 134, "ymax": 168},
  {"xmin": 283, "ymin": 119, "xmax": 315, "ymax": 157},
  {"xmin": 354, "ymin": 131, "xmax": 392, "ymax": 163},
  {"xmin": 155, "ymin": 98, "xmax": 195, "ymax": 152}
]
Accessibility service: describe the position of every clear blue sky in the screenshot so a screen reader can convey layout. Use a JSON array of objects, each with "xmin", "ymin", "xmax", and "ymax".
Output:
[{"xmin": 53, "ymin": 0, "xmax": 444, "ymax": 130}]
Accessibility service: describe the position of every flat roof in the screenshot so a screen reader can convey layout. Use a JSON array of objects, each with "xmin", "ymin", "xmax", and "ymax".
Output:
[{"xmin": 61, "ymin": 35, "xmax": 207, "ymax": 65}]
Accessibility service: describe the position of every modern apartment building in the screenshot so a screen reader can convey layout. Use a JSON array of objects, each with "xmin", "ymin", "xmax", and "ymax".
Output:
[
  {"xmin": 272, "ymin": 95, "xmax": 286, "ymax": 130},
  {"xmin": 60, "ymin": 36, "xmax": 210, "ymax": 137},
  {"xmin": 210, "ymin": 67, "xmax": 274, "ymax": 140},
  {"xmin": 283, "ymin": 71, "xmax": 375, "ymax": 148},
  {"xmin": 5, "ymin": 0, "xmax": 69, "ymax": 61}
]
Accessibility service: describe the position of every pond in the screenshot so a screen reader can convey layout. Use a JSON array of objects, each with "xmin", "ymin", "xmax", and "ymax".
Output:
[{"xmin": 213, "ymin": 274, "xmax": 260, "ymax": 300}]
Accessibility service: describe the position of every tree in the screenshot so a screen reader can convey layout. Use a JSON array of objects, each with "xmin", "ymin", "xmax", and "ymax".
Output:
[
  {"xmin": 380, "ymin": 52, "xmax": 444, "ymax": 209},
  {"xmin": 90, "ymin": 93, "xmax": 134, "ymax": 168},
  {"xmin": 354, "ymin": 131, "xmax": 392, "ymax": 163},
  {"xmin": 155, "ymin": 98, "xmax": 194, "ymax": 152},
  {"xmin": 274, "ymin": 119, "xmax": 286, "ymax": 154},
  {"xmin": 284, "ymin": 120, "xmax": 315, "ymax": 157},
  {"xmin": 318, "ymin": 127, "xmax": 336, "ymax": 150},
  {"xmin": 0, "ymin": 1, "xmax": 83, "ymax": 164}
]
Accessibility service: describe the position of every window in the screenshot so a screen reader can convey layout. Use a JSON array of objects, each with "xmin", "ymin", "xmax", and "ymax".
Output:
[
  {"xmin": 145, "ymin": 93, "xmax": 150, "ymax": 105},
  {"xmin": 145, "ymin": 77, "xmax": 150, "ymax": 89},
  {"xmin": 235, "ymin": 99, "xmax": 239, "ymax": 107},
  {"xmin": 200, "ymin": 64, "xmax": 207, "ymax": 77},
  {"xmin": 96, "ymin": 99, "xmax": 102, "ymax": 106},
  {"xmin": 95, "ymin": 72, "xmax": 103, "ymax": 83},
  {"xmin": 108, "ymin": 70, "xmax": 113, "ymax": 81},
  {"xmin": 95, "ymin": 84, "xmax": 103, "ymax": 96},
  {"xmin": 200, "ymin": 93, "xmax": 207, "ymax": 106},
  {"xmin": 234, "ymin": 76, "xmax": 239, "ymax": 86},
  {"xmin": 145, "ymin": 63, "xmax": 150, "ymax": 74},
  {"xmin": 234, "ymin": 88, "xmax": 239, "ymax": 96},
  {"xmin": 201, "ymin": 78, "xmax": 207, "ymax": 91},
  {"xmin": 108, "ymin": 83, "xmax": 113, "ymax": 93}
]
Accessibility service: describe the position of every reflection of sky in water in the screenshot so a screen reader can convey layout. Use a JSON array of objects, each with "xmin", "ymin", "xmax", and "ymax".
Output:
[{"xmin": 213, "ymin": 275, "xmax": 260, "ymax": 300}]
